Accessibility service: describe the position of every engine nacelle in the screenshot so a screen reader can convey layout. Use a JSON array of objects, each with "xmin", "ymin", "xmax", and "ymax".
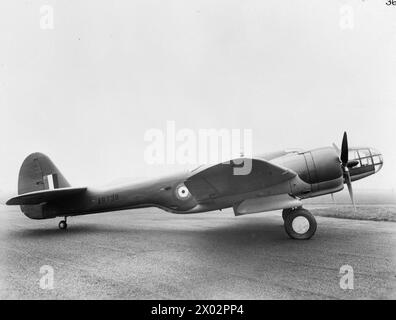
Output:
[{"xmin": 272, "ymin": 147, "xmax": 344, "ymax": 198}]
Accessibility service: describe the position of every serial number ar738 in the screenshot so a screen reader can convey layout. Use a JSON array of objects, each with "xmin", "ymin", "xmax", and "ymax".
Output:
[{"xmin": 97, "ymin": 193, "xmax": 119, "ymax": 205}]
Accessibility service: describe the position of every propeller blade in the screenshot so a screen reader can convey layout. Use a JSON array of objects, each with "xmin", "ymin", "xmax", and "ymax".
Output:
[
  {"xmin": 347, "ymin": 160, "xmax": 359, "ymax": 168},
  {"xmin": 339, "ymin": 132, "xmax": 356, "ymax": 212},
  {"xmin": 332, "ymin": 143, "xmax": 340, "ymax": 154},
  {"xmin": 344, "ymin": 169, "xmax": 356, "ymax": 212},
  {"xmin": 341, "ymin": 131, "xmax": 349, "ymax": 165}
]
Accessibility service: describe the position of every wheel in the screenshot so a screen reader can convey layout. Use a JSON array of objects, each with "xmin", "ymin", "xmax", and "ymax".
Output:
[
  {"xmin": 282, "ymin": 208, "xmax": 292, "ymax": 221},
  {"xmin": 58, "ymin": 220, "xmax": 67, "ymax": 230},
  {"xmin": 284, "ymin": 208, "xmax": 317, "ymax": 240}
]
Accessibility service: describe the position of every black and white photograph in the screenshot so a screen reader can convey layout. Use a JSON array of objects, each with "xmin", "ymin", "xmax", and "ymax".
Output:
[{"xmin": 0, "ymin": 0, "xmax": 395, "ymax": 309}]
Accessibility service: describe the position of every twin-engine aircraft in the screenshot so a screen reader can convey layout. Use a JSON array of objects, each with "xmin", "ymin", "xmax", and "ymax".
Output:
[{"xmin": 6, "ymin": 132, "xmax": 383, "ymax": 239}]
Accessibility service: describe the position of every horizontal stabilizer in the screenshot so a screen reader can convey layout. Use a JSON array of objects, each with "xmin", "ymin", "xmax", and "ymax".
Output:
[{"xmin": 6, "ymin": 187, "xmax": 87, "ymax": 205}]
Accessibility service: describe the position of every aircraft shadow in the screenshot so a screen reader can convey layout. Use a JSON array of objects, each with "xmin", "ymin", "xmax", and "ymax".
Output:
[
  {"xmin": 9, "ymin": 224, "xmax": 134, "ymax": 239},
  {"xmin": 9, "ymin": 216, "xmax": 325, "ymax": 249}
]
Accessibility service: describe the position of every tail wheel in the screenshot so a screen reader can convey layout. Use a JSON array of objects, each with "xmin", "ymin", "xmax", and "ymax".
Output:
[
  {"xmin": 58, "ymin": 220, "xmax": 67, "ymax": 230},
  {"xmin": 284, "ymin": 208, "xmax": 317, "ymax": 240}
]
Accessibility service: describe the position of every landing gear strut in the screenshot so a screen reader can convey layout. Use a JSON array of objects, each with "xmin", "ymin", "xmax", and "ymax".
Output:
[
  {"xmin": 282, "ymin": 208, "xmax": 317, "ymax": 240},
  {"xmin": 58, "ymin": 217, "xmax": 68, "ymax": 230}
]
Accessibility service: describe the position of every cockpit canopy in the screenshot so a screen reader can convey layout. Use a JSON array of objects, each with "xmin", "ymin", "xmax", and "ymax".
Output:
[{"xmin": 348, "ymin": 148, "xmax": 383, "ymax": 173}]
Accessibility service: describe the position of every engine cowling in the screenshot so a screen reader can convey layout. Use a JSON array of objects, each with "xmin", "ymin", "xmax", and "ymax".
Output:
[{"xmin": 272, "ymin": 147, "xmax": 344, "ymax": 198}]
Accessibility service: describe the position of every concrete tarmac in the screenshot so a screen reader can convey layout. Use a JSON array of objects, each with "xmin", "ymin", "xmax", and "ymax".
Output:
[{"xmin": 0, "ymin": 205, "xmax": 395, "ymax": 299}]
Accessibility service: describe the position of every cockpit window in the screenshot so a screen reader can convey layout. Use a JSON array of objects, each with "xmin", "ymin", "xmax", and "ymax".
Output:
[
  {"xmin": 348, "ymin": 148, "xmax": 377, "ymax": 168},
  {"xmin": 357, "ymin": 149, "xmax": 373, "ymax": 167},
  {"xmin": 372, "ymin": 155, "xmax": 382, "ymax": 165},
  {"xmin": 372, "ymin": 153, "xmax": 384, "ymax": 173},
  {"xmin": 360, "ymin": 157, "xmax": 373, "ymax": 166},
  {"xmin": 348, "ymin": 147, "xmax": 383, "ymax": 173},
  {"xmin": 358, "ymin": 149, "xmax": 371, "ymax": 158},
  {"xmin": 348, "ymin": 150, "xmax": 359, "ymax": 160}
]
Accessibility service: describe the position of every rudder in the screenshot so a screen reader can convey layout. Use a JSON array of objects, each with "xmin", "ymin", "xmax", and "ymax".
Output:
[
  {"xmin": 18, "ymin": 153, "xmax": 71, "ymax": 219},
  {"xmin": 18, "ymin": 152, "xmax": 71, "ymax": 195}
]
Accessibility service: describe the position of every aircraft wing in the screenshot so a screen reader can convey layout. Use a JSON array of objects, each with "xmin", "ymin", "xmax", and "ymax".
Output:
[
  {"xmin": 184, "ymin": 158, "xmax": 296, "ymax": 202},
  {"xmin": 6, "ymin": 187, "xmax": 87, "ymax": 205}
]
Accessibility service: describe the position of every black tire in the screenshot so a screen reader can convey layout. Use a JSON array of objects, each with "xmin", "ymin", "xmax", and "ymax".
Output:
[
  {"xmin": 282, "ymin": 208, "xmax": 292, "ymax": 221},
  {"xmin": 58, "ymin": 220, "xmax": 67, "ymax": 230},
  {"xmin": 284, "ymin": 208, "xmax": 317, "ymax": 240}
]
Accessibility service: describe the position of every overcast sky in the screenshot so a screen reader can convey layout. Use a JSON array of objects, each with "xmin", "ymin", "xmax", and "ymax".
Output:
[{"xmin": 1, "ymin": 0, "xmax": 395, "ymax": 196}]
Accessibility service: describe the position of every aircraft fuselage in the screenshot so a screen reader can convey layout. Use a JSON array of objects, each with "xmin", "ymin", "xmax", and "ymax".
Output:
[{"xmin": 25, "ymin": 146, "xmax": 381, "ymax": 220}]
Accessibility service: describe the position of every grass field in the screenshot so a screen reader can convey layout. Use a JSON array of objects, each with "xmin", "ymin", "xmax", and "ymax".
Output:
[
  {"xmin": 306, "ymin": 189, "xmax": 396, "ymax": 204},
  {"xmin": 303, "ymin": 189, "xmax": 396, "ymax": 222},
  {"xmin": 308, "ymin": 205, "xmax": 396, "ymax": 222}
]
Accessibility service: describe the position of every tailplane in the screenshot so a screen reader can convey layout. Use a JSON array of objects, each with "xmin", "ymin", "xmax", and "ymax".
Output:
[{"xmin": 8, "ymin": 153, "xmax": 80, "ymax": 219}]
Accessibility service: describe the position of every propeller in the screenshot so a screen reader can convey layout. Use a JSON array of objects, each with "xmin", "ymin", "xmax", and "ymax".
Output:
[{"xmin": 337, "ymin": 132, "xmax": 356, "ymax": 211}]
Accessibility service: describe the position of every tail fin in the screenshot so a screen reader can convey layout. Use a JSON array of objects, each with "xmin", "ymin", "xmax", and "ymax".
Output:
[
  {"xmin": 18, "ymin": 153, "xmax": 70, "ymax": 195},
  {"xmin": 16, "ymin": 153, "xmax": 71, "ymax": 219}
]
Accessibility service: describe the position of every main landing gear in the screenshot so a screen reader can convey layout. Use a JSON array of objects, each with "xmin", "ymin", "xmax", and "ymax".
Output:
[
  {"xmin": 58, "ymin": 217, "xmax": 68, "ymax": 230},
  {"xmin": 282, "ymin": 207, "xmax": 317, "ymax": 240}
]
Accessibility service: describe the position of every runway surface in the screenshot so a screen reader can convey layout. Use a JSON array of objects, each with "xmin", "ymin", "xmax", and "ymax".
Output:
[{"xmin": 0, "ymin": 205, "xmax": 395, "ymax": 299}]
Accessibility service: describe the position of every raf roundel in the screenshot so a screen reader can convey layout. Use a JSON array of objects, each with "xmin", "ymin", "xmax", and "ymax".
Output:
[{"xmin": 176, "ymin": 184, "xmax": 191, "ymax": 200}]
